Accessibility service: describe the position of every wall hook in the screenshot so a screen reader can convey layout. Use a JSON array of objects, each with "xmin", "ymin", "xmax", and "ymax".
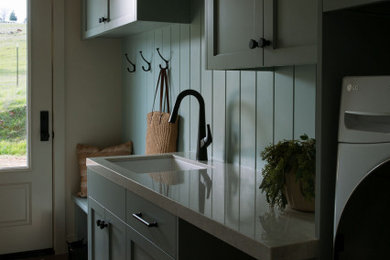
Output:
[
  {"xmin": 139, "ymin": 51, "xmax": 151, "ymax": 72},
  {"xmin": 156, "ymin": 48, "xmax": 169, "ymax": 69},
  {"xmin": 124, "ymin": 53, "xmax": 136, "ymax": 73}
]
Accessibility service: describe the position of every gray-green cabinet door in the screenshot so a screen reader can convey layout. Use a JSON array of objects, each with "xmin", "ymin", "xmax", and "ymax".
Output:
[
  {"xmin": 109, "ymin": 0, "xmax": 136, "ymax": 27},
  {"xmin": 88, "ymin": 199, "xmax": 109, "ymax": 260},
  {"xmin": 263, "ymin": 0, "xmax": 318, "ymax": 66},
  {"xmin": 324, "ymin": 0, "xmax": 383, "ymax": 11},
  {"xmin": 126, "ymin": 225, "xmax": 174, "ymax": 260},
  {"xmin": 105, "ymin": 210, "xmax": 127, "ymax": 259},
  {"xmin": 83, "ymin": 0, "xmax": 107, "ymax": 37},
  {"xmin": 206, "ymin": 0, "xmax": 264, "ymax": 69}
]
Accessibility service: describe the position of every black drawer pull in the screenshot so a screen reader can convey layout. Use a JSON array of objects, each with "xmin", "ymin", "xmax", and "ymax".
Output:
[{"xmin": 132, "ymin": 213, "xmax": 158, "ymax": 227}]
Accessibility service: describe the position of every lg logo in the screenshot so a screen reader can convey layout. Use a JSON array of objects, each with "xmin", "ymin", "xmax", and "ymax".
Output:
[{"xmin": 346, "ymin": 83, "xmax": 358, "ymax": 92}]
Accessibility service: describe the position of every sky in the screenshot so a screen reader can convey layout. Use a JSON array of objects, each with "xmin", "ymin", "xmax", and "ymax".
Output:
[{"xmin": 0, "ymin": 0, "xmax": 27, "ymax": 22}]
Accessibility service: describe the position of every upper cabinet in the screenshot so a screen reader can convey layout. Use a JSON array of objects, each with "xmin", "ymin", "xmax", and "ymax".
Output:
[
  {"xmin": 206, "ymin": 0, "xmax": 318, "ymax": 70},
  {"xmin": 324, "ymin": 0, "xmax": 385, "ymax": 12},
  {"xmin": 82, "ymin": 0, "xmax": 190, "ymax": 39}
]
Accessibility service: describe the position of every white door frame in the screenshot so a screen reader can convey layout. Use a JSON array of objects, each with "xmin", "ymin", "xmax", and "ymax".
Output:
[{"xmin": 52, "ymin": 0, "xmax": 66, "ymax": 254}]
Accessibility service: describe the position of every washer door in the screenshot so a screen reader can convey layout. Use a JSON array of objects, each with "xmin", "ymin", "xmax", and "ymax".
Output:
[{"xmin": 335, "ymin": 143, "xmax": 390, "ymax": 259}]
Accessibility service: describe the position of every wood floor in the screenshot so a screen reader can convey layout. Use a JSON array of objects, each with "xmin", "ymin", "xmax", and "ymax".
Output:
[
  {"xmin": 0, "ymin": 253, "xmax": 68, "ymax": 260},
  {"xmin": 20, "ymin": 254, "xmax": 68, "ymax": 260}
]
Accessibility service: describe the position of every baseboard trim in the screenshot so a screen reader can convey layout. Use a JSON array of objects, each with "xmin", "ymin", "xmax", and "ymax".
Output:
[{"xmin": 0, "ymin": 248, "xmax": 55, "ymax": 259}]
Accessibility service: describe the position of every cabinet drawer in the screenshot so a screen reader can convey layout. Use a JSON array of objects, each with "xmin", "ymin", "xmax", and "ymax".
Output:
[
  {"xmin": 88, "ymin": 170, "xmax": 126, "ymax": 220},
  {"xmin": 126, "ymin": 191, "xmax": 177, "ymax": 258}
]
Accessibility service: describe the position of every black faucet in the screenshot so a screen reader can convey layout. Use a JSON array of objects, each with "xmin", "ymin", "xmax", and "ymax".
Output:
[{"xmin": 168, "ymin": 89, "xmax": 212, "ymax": 161}]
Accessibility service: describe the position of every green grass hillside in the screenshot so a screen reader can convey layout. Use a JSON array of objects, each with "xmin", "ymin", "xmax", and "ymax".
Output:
[{"xmin": 0, "ymin": 23, "xmax": 27, "ymax": 155}]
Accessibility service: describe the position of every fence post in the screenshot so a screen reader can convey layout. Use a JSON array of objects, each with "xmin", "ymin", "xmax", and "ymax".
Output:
[{"xmin": 16, "ymin": 44, "xmax": 19, "ymax": 86}]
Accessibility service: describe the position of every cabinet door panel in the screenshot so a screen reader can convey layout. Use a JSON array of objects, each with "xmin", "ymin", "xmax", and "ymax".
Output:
[
  {"xmin": 126, "ymin": 226, "xmax": 174, "ymax": 260},
  {"xmin": 207, "ymin": 0, "xmax": 263, "ymax": 69},
  {"xmin": 84, "ymin": 0, "xmax": 107, "ymax": 31},
  {"xmin": 109, "ymin": 0, "xmax": 136, "ymax": 26},
  {"xmin": 264, "ymin": 0, "xmax": 317, "ymax": 66},
  {"xmin": 126, "ymin": 191, "xmax": 177, "ymax": 257},
  {"xmin": 106, "ymin": 210, "xmax": 127, "ymax": 260},
  {"xmin": 88, "ymin": 199, "xmax": 109, "ymax": 260}
]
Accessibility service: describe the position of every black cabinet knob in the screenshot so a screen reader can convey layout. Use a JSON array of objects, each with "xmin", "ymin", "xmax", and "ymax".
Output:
[
  {"xmin": 249, "ymin": 38, "xmax": 271, "ymax": 49},
  {"xmin": 98, "ymin": 17, "xmax": 108, "ymax": 23},
  {"xmin": 96, "ymin": 219, "xmax": 108, "ymax": 229}
]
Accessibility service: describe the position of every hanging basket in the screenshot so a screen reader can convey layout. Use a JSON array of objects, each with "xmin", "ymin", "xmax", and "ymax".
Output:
[
  {"xmin": 284, "ymin": 170, "xmax": 315, "ymax": 212},
  {"xmin": 145, "ymin": 68, "xmax": 178, "ymax": 155}
]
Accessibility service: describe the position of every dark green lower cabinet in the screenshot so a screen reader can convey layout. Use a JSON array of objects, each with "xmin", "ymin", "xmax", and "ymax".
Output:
[
  {"xmin": 88, "ymin": 199, "xmax": 109, "ymax": 260},
  {"xmin": 88, "ymin": 172, "xmax": 254, "ymax": 260},
  {"xmin": 106, "ymin": 210, "xmax": 126, "ymax": 259},
  {"xmin": 88, "ymin": 197, "xmax": 174, "ymax": 260},
  {"xmin": 88, "ymin": 198, "xmax": 126, "ymax": 260},
  {"xmin": 126, "ymin": 226, "xmax": 174, "ymax": 260}
]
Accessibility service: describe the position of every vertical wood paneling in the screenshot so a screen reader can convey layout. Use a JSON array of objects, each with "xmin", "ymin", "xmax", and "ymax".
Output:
[
  {"xmin": 225, "ymin": 71, "xmax": 241, "ymax": 166},
  {"xmin": 255, "ymin": 71, "xmax": 275, "ymax": 238},
  {"xmin": 178, "ymin": 25, "xmax": 191, "ymax": 152},
  {"xmin": 240, "ymin": 72, "xmax": 256, "ymax": 169},
  {"xmin": 122, "ymin": 37, "xmax": 133, "ymax": 143},
  {"xmin": 144, "ymin": 31, "xmax": 155, "ymax": 120},
  {"xmin": 239, "ymin": 72, "xmax": 256, "ymax": 237},
  {"xmin": 154, "ymin": 29, "xmax": 163, "ymax": 83},
  {"xmin": 294, "ymin": 65, "xmax": 316, "ymax": 139},
  {"xmin": 133, "ymin": 35, "xmax": 145, "ymax": 154},
  {"xmin": 188, "ymin": 0, "xmax": 203, "ymax": 212},
  {"xmin": 224, "ymin": 72, "xmax": 240, "ymax": 230},
  {"xmin": 201, "ymin": 4, "xmax": 213, "ymax": 159},
  {"xmin": 211, "ymin": 71, "xmax": 226, "ymax": 223},
  {"xmin": 200, "ymin": 2, "xmax": 213, "ymax": 217},
  {"xmin": 170, "ymin": 25, "xmax": 181, "ymax": 107},
  {"xmin": 212, "ymin": 71, "xmax": 226, "ymax": 161},
  {"xmin": 274, "ymin": 66, "xmax": 294, "ymax": 142},
  {"xmin": 189, "ymin": 0, "xmax": 202, "ymax": 152},
  {"xmin": 256, "ymin": 71, "xmax": 274, "ymax": 170}
]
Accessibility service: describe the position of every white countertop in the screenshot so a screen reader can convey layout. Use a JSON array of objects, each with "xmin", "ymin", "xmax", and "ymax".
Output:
[{"xmin": 87, "ymin": 153, "xmax": 318, "ymax": 260}]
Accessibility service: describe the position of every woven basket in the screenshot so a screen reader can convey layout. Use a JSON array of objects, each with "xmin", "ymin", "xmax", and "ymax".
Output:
[{"xmin": 145, "ymin": 111, "xmax": 178, "ymax": 154}]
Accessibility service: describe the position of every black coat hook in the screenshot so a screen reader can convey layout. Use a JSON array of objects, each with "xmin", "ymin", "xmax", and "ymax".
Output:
[
  {"xmin": 139, "ymin": 51, "xmax": 151, "ymax": 72},
  {"xmin": 156, "ymin": 48, "xmax": 169, "ymax": 69},
  {"xmin": 124, "ymin": 53, "xmax": 136, "ymax": 73}
]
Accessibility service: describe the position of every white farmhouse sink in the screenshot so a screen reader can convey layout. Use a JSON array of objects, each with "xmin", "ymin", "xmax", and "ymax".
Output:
[{"xmin": 107, "ymin": 154, "xmax": 207, "ymax": 174}]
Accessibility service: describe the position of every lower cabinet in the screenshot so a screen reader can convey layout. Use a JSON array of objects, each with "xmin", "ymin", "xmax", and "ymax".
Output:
[
  {"xmin": 87, "ymin": 171, "xmax": 252, "ymax": 260},
  {"xmin": 88, "ymin": 197, "xmax": 175, "ymax": 260},
  {"xmin": 126, "ymin": 225, "xmax": 174, "ymax": 260},
  {"xmin": 88, "ymin": 199, "xmax": 108, "ymax": 260},
  {"xmin": 87, "ymin": 171, "xmax": 177, "ymax": 260},
  {"xmin": 88, "ymin": 198, "xmax": 126, "ymax": 260}
]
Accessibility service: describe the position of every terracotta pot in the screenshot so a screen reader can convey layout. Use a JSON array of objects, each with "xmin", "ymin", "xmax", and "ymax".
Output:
[{"xmin": 284, "ymin": 171, "xmax": 315, "ymax": 212}]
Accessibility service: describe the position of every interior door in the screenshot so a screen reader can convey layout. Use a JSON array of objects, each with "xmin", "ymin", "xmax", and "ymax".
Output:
[{"xmin": 0, "ymin": 0, "xmax": 53, "ymax": 254}]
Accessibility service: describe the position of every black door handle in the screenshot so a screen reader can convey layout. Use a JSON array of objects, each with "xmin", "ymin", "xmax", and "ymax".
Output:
[{"xmin": 40, "ymin": 111, "xmax": 50, "ymax": 141}]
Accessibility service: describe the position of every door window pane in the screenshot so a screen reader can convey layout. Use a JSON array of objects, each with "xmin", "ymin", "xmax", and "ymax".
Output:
[{"xmin": 0, "ymin": 0, "xmax": 27, "ymax": 169}]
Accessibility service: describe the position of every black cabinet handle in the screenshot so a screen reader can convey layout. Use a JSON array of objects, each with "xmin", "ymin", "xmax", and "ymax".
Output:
[
  {"xmin": 132, "ymin": 213, "xmax": 158, "ymax": 227},
  {"xmin": 249, "ymin": 38, "xmax": 271, "ymax": 49},
  {"xmin": 98, "ymin": 17, "xmax": 108, "ymax": 23},
  {"xmin": 96, "ymin": 219, "xmax": 108, "ymax": 229}
]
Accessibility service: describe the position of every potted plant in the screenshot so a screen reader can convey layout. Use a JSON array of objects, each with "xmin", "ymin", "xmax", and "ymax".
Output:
[{"xmin": 259, "ymin": 134, "xmax": 315, "ymax": 212}]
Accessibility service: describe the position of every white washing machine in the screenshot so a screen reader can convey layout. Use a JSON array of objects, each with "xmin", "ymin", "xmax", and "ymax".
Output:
[{"xmin": 334, "ymin": 76, "xmax": 390, "ymax": 259}]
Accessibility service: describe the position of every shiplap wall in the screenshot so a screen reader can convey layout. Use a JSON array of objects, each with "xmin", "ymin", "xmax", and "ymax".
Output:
[{"xmin": 122, "ymin": 0, "xmax": 316, "ymax": 172}]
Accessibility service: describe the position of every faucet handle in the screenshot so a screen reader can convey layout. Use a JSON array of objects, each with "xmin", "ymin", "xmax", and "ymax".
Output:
[{"xmin": 201, "ymin": 124, "xmax": 213, "ymax": 148}]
